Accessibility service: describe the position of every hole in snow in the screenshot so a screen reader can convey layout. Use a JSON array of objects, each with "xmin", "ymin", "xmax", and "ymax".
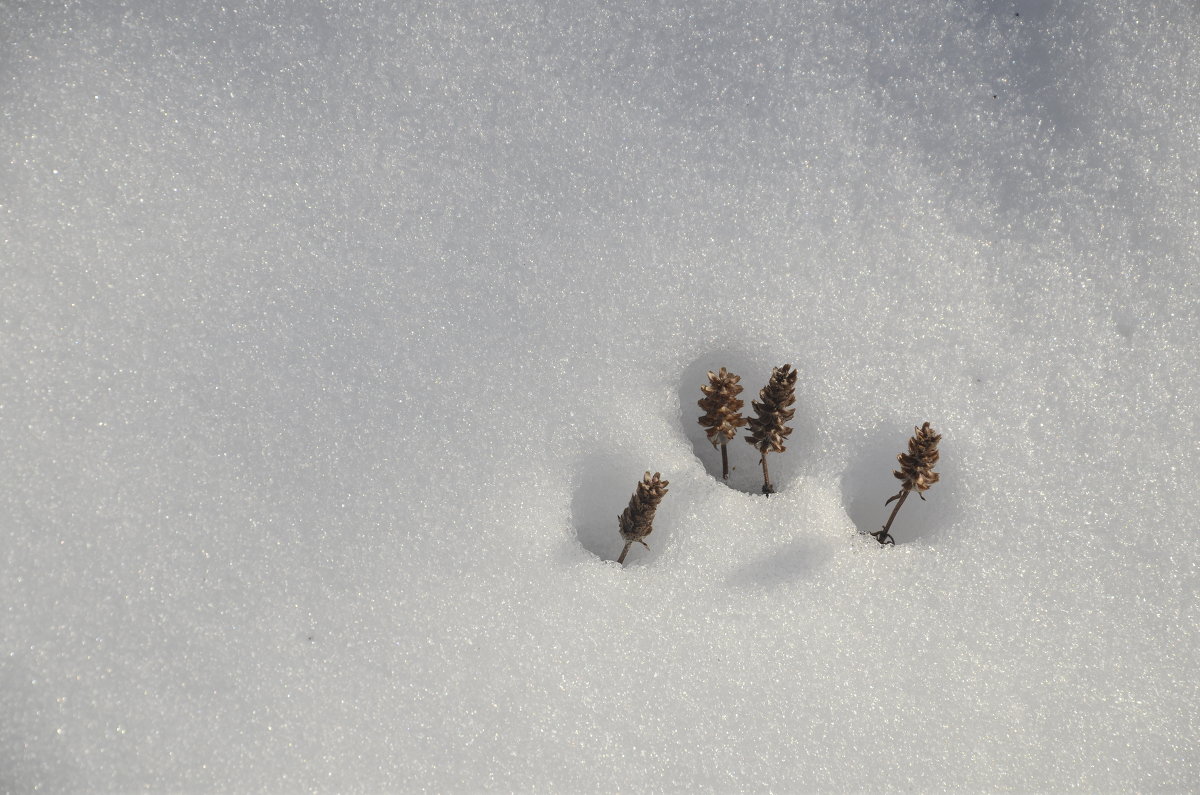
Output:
[
  {"xmin": 678, "ymin": 349, "xmax": 814, "ymax": 496},
  {"xmin": 840, "ymin": 422, "xmax": 961, "ymax": 545},
  {"xmin": 570, "ymin": 451, "xmax": 671, "ymax": 565}
]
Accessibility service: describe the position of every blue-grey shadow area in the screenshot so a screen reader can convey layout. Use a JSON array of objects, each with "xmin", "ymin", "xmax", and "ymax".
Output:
[
  {"xmin": 570, "ymin": 451, "xmax": 672, "ymax": 564},
  {"xmin": 726, "ymin": 537, "xmax": 836, "ymax": 590},
  {"xmin": 841, "ymin": 422, "xmax": 962, "ymax": 545},
  {"xmin": 0, "ymin": 655, "xmax": 76, "ymax": 793},
  {"xmin": 678, "ymin": 350, "xmax": 816, "ymax": 496}
]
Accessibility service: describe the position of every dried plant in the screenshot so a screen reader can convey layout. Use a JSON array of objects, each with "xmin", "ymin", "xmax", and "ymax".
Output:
[
  {"xmin": 744, "ymin": 364, "xmax": 797, "ymax": 495},
  {"xmin": 617, "ymin": 471, "xmax": 669, "ymax": 564},
  {"xmin": 872, "ymin": 422, "xmax": 941, "ymax": 545},
  {"xmin": 698, "ymin": 367, "xmax": 747, "ymax": 479}
]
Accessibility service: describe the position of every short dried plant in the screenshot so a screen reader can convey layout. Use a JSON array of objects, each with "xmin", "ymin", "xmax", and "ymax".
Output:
[
  {"xmin": 872, "ymin": 422, "xmax": 941, "ymax": 545},
  {"xmin": 744, "ymin": 364, "xmax": 797, "ymax": 495},
  {"xmin": 698, "ymin": 368, "xmax": 747, "ymax": 480},
  {"xmin": 617, "ymin": 471, "xmax": 669, "ymax": 564}
]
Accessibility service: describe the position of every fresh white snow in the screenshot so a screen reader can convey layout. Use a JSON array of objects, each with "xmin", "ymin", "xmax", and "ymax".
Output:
[{"xmin": 2, "ymin": 0, "xmax": 1197, "ymax": 790}]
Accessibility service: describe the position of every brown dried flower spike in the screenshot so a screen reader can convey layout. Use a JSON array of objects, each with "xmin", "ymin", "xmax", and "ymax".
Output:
[
  {"xmin": 873, "ymin": 422, "xmax": 941, "ymax": 545},
  {"xmin": 617, "ymin": 471, "xmax": 669, "ymax": 565},
  {"xmin": 698, "ymin": 367, "xmax": 747, "ymax": 479},
  {"xmin": 744, "ymin": 364, "xmax": 798, "ymax": 495}
]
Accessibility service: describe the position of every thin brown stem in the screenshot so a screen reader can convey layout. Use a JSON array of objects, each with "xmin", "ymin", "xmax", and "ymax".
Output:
[
  {"xmin": 720, "ymin": 444, "xmax": 729, "ymax": 480},
  {"xmin": 760, "ymin": 453, "xmax": 774, "ymax": 496},
  {"xmin": 873, "ymin": 488, "xmax": 910, "ymax": 545},
  {"xmin": 617, "ymin": 541, "xmax": 633, "ymax": 565}
]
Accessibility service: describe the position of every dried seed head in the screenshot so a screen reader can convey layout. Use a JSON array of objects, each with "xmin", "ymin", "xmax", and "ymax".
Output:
[
  {"xmin": 618, "ymin": 471, "xmax": 669, "ymax": 547},
  {"xmin": 894, "ymin": 422, "xmax": 941, "ymax": 493},
  {"xmin": 698, "ymin": 367, "xmax": 747, "ymax": 446},
  {"xmin": 745, "ymin": 364, "xmax": 798, "ymax": 454}
]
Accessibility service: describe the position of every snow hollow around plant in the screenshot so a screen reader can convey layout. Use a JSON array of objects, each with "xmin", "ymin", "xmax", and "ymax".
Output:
[{"xmin": 2, "ymin": 0, "xmax": 1198, "ymax": 791}]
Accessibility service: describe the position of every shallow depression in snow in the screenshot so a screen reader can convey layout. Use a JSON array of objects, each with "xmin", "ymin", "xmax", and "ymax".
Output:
[
  {"xmin": 841, "ymin": 421, "xmax": 964, "ymax": 545},
  {"xmin": 678, "ymin": 349, "xmax": 818, "ymax": 496}
]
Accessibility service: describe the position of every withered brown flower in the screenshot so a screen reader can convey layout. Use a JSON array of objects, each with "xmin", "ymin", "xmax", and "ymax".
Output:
[
  {"xmin": 617, "ymin": 471, "xmax": 669, "ymax": 564},
  {"xmin": 893, "ymin": 422, "xmax": 941, "ymax": 495},
  {"xmin": 745, "ymin": 364, "xmax": 798, "ymax": 494},
  {"xmin": 698, "ymin": 368, "xmax": 747, "ymax": 479}
]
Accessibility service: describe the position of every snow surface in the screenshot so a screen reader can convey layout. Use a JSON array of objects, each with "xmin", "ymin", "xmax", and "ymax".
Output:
[{"xmin": 2, "ymin": 0, "xmax": 1198, "ymax": 790}]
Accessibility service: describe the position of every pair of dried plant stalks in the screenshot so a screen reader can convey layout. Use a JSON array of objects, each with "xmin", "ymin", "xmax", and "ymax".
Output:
[
  {"xmin": 871, "ymin": 422, "xmax": 941, "ymax": 545},
  {"xmin": 698, "ymin": 365, "xmax": 797, "ymax": 495}
]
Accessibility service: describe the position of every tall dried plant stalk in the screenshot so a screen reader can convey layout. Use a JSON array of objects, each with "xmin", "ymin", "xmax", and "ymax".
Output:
[
  {"xmin": 873, "ymin": 422, "xmax": 941, "ymax": 545},
  {"xmin": 744, "ymin": 364, "xmax": 797, "ymax": 495},
  {"xmin": 617, "ymin": 471, "xmax": 669, "ymax": 564},
  {"xmin": 698, "ymin": 367, "xmax": 747, "ymax": 479}
]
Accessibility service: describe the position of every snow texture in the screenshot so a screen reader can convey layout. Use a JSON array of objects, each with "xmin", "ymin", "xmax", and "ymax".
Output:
[{"xmin": 2, "ymin": 0, "xmax": 1198, "ymax": 790}]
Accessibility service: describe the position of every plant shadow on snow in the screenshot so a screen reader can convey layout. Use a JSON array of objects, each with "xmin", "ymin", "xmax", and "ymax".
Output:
[
  {"xmin": 726, "ymin": 537, "xmax": 836, "ymax": 589},
  {"xmin": 841, "ymin": 422, "xmax": 962, "ymax": 545},
  {"xmin": 570, "ymin": 451, "xmax": 672, "ymax": 564},
  {"xmin": 678, "ymin": 350, "xmax": 816, "ymax": 496}
]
